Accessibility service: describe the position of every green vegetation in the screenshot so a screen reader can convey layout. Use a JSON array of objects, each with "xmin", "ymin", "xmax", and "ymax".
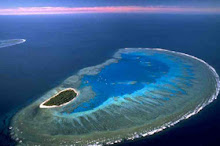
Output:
[{"xmin": 43, "ymin": 89, "xmax": 77, "ymax": 106}]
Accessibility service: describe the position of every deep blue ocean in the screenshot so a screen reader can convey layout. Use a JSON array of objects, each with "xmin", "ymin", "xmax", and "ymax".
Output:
[{"xmin": 0, "ymin": 14, "xmax": 220, "ymax": 145}]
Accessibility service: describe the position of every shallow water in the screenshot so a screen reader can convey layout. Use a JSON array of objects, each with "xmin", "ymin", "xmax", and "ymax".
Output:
[{"xmin": 75, "ymin": 52, "xmax": 169, "ymax": 113}]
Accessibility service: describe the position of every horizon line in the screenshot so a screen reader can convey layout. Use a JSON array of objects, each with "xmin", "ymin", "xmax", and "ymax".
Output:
[{"xmin": 0, "ymin": 6, "xmax": 220, "ymax": 15}]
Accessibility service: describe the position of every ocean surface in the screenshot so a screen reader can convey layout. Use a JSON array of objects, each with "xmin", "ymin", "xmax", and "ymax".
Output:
[{"xmin": 0, "ymin": 14, "xmax": 220, "ymax": 145}]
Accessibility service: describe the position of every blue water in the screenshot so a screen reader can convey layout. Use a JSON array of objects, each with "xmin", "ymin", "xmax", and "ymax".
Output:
[
  {"xmin": 74, "ymin": 53, "xmax": 169, "ymax": 113},
  {"xmin": 0, "ymin": 14, "xmax": 220, "ymax": 145}
]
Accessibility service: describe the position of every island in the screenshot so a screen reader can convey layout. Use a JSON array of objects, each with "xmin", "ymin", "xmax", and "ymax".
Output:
[{"xmin": 39, "ymin": 88, "xmax": 78, "ymax": 108}]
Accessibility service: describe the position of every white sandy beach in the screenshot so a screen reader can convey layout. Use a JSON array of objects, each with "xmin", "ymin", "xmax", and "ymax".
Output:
[{"xmin": 39, "ymin": 88, "xmax": 79, "ymax": 109}]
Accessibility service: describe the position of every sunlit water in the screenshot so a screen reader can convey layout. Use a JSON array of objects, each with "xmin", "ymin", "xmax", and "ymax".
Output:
[{"xmin": 10, "ymin": 48, "xmax": 219, "ymax": 145}]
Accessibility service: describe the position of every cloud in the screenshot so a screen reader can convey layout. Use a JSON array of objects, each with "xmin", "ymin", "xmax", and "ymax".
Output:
[{"xmin": 0, "ymin": 6, "xmax": 219, "ymax": 15}]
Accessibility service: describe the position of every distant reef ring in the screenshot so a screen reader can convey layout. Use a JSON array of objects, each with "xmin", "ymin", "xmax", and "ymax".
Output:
[
  {"xmin": 0, "ymin": 39, "xmax": 26, "ymax": 48},
  {"xmin": 10, "ymin": 48, "xmax": 220, "ymax": 145}
]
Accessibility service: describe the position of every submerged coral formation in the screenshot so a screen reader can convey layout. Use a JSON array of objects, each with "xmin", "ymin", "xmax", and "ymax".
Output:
[{"xmin": 10, "ymin": 48, "xmax": 219, "ymax": 145}]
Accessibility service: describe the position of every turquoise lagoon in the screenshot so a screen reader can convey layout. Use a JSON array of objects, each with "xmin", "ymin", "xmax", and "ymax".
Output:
[{"xmin": 10, "ymin": 48, "xmax": 220, "ymax": 145}]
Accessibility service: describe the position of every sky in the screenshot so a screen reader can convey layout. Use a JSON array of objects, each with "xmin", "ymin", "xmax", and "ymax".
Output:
[
  {"xmin": 1, "ymin": 0, "xmax": 220, "ymax": 8},
  {"xmin": 0, "ymin": 0, "xmax": 220, "ymax": 15}
]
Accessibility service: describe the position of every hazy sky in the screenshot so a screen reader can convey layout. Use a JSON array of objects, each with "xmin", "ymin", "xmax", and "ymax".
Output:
[
  {"xmin": 0, "ymin": 0, "xmax": 220, "ymax": 15},
  {"xmin": 0, "ymin": 0, "xmax": 220, "ymax": 8}
]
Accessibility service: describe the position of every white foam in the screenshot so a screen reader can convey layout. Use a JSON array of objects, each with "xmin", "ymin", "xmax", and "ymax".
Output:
[
  {"xmin": 123, "ymin": 48, "xmax": 220, "ymax": 142},
  {"xmin": 86, "ymin": 48, "xmax": 220, "ymax": 145},
  {"xmin": 0, "ymin": 39, "xmax": 26, "ymax": 48}
]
